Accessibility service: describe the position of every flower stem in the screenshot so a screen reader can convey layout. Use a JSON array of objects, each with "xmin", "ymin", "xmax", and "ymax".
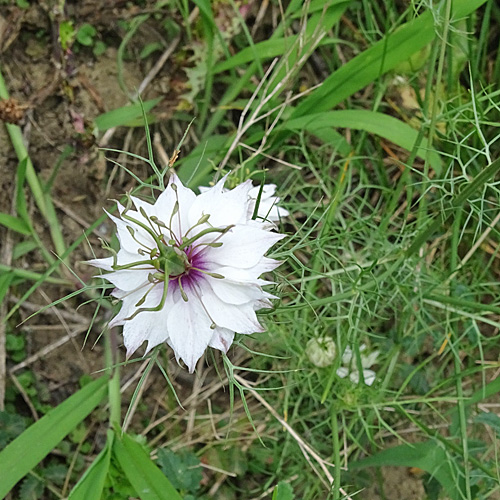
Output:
[
  {"xmin": 330, "ymin": 407, "xmax": 342, "ymax": 500},
  {"xmin": 105, "ymin": 327, "xmax": 121, "ymax": 428}
]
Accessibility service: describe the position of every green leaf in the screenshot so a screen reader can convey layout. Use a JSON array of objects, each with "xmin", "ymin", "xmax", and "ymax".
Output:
[
  {"xmin": 6, "ymin": 333, "xmax": 25, "ymax": 352},
  {"xmin": 292, "ymin": 0, "xmax": 488, "ymax": 118},
  {"xmin": 19, "ymin": 475, "xmax": 44, "ymax": 500},
  {"xmin": 69, "ymin": 433, "xmax": 113, "ymax": 500},
  {"xmin": 475, "ymin": 412, "xmax": 500, "ymax": 438},
  {"xmin": 407, "ymin": 155, "xmax": 500, "ymax": 256},
  {"xmin": 113, "ymin": 433, "xmax": 183, "ymax": 500},
  {"xmin": 214, "ymin": 37, "xmax": 344, "ymax": 74},
  {"xmin": 0, "ymin": 213, "xmax": 31, "ymax": 235},
  {"xmin": 16, "ymin": 157, "xmax": 31, "ymax": 227},
  {"xmin": 202, "ymin": 0, "xmax": 352, "ymax": 140},
  {"xmin": 156, "ymin": 448, "xmax": 202, "ymax": 493},
  {"xmin": 44, "ymin": 464, "xmax": 68, "ymax": 485},
  {"xmin": 140, "ymin": 42, "xmax": 163, "ymax": 59},
  {"xmin": 291, "ymin": 0, "xmax": 351, "ymax": 16},
  {"xmin": 284, "ymin": 110, "xmax": 442, "ymax": 174},
  {"xmin": 94, "ymin": 98, "xmax": 162, "ymax": 131},
  {"xmin": 272, "ymin": 481, "xmax": 295, "ymax": 500},
  {"xmin": 12, "ymin": 240, "xmax": 39, "ymax": 260},
  {"xmin": 0, "ymin": 411, "xmax": 27, "ymax": 448},
  {"xmin": 76, "ymin": 23, "xmax": 96, "ymax": 46},
  {"xmin": 93, "ymin": 41, "xmax": 107, "ymax": 57},
  {"xmin": 59, "ymin": 20, "xmax": 75, "ymax": 51},
  {"xmin": 350, "ymin": 439, "xmax": 465, "ymax": 500},
  {"xmin": 0, "ymin": 376, "xmax": 108, "ymax": 498},
  {"xmin": 0, "ymin": 272, "xmax": 14, "ymax": 305}
]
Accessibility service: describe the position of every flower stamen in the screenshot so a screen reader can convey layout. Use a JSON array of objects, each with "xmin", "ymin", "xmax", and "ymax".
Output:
[
  {"xmin": 124, "ymin": 259, "xmax": 170, "ymax": 320},
  {"xmin": 178, "ymin": 276, "xmax": 188, "ymax": 302}
]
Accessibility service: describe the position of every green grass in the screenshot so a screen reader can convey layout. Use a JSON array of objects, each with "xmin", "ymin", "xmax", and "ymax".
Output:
[{"xmin": 1, "ymin": 0, "xmax": 500, "ymax": 499}]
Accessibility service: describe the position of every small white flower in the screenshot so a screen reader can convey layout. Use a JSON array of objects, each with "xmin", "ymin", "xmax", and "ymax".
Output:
[
  {"xmin": 200, "ymin": 183, "xmax": 289, "ymax": 226},
  {"xmin": 337, "ymin": 344, "xmax": 379, "ymax": 386},
  {"xmin": 89, "ymin": 174, "xmax": 285, "ymax": 372}
]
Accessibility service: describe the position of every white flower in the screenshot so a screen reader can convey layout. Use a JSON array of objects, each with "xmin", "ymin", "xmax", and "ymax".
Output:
[
  {"xmin": 337, "ymin": 344, "xmax": 379, "ymax": 386},
  {"xmin": 88, "ymin": 174, "xmax": 285, "ymax": 372},
  {"xmin": 200, "ymin": 183, "xmax": 289, "ymax": 226}
]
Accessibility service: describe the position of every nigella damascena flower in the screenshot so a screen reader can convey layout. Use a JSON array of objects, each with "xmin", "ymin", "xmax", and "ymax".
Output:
[
  {"xmin": 199, "ymin": 183, "xmax": 289, "ymax": 226},
  {"xmin": 336, "ymin": 345, "xmax": 379, "ymax": 386},
  {"xmin": 88, "ymin": 174, "xmax": 285, "ymax": 372}
]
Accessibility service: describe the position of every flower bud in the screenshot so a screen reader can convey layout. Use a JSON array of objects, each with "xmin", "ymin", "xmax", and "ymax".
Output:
[{"xmin": 306, "ymin": 337, "xmax": 337, "ymax": 368}]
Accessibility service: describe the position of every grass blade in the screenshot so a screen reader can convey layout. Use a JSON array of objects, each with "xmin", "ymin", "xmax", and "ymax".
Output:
[
  {"xmin": 292, "ymin": 0, "xmax": 488, "ymax": 117},
  {"xmin": 113, "ymin": 432, "xmax": 182, "ymax": 500},
  {"xmin": 94, "ymin": 98, "xmax": 162, "ymax": 131},
  {"xmin": 284, "ymin": 109, "xmax": 442, "ymax": 173},
  {"xmin": 68, "ymin": 432, "xmax": 113, "ymax": 500},
  {"xmin": 0, "ymin": 376, "xmax": 108, "ymax": 498},
  {"xmin": 0, "ymin": 213, "xmax": 30, "ymax": 235}
]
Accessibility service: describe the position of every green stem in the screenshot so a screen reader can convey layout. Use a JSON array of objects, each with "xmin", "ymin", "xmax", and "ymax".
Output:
[
  {"xmin": 0, "ymin": 264, "xmax": 70, "ymax": 284},
  {"xmin": 105, "ymin": 327, "xmax": 121, "ymax": 428},
  {"xmin": 417, "ymin": 0, "xmax": 451, "ymax": 230},
  {"xmin": 330, "ymin": 407, "xmax": 342, "ymax": 500},
  {"xmin": 0, "ymin": 66, "xmax": 67, "ymax": 261}
]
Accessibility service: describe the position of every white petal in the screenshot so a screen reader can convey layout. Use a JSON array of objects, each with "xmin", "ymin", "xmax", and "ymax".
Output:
[
  {"xmin": 204, "ymin": 258, "xmax": 282, "ymax": 281},
  {"xmin": 188, "ymin": 179, "xmax": 253, "ymax": 228},
  {"xmin": 337, "ymin": 367, "xmax": 349, "ymax": 379},
  {"xmin": 119, "ymin": 288, "xmax": 175, "ymax": 355},
  {"xmin": 87, "ymin": 257, "xmax": 113, "ymax": 271},
  {"xmin": 88, "ymin": 248, "xmax": 144, "ymax": 273},
  {"xmin": 248, "ymin": 184, "xmax": 289, "ymax": 222},
  {"xmin": 209, "ymin": 327, "xmax": 235, "ymax": 353},
  {"xmin": 206, "ymin": 276, "xmax": 263, "ymax": 305},
  {"xmin": 341, "ymin": 346, "xmax": 353, "ymax": 364},
  {"xmin": 155, "ymin": 174, "xmax": 196, "ymax": 237},
  {"xmin": 203, "ymin": 225, "xmax": 284, "ymax": 269},
  {"xmin": 249, "ymin": 184, "xmax": 277, "ymax": 198},
  {"xmin": 109, "ymin": 283, "xmax": 163, "ymax": 328},
  {"xmin": 198, "ymin": 280, "xmax": 264, "ymax": 334},
  {"xmin": 256, "ymin": 198, "xmax": 289, "ymax": 222},
  {"xmin": 131, "ymin": 196, "xmax": 155, "ymax": 217},
  {"xmin": 361, "ymin": 350, "xmax": 379, "ymax": 369},
  {"xmin": 105, "ymin": 209, "xmax": 155, "ymax": 253},
  {"xmin": 167, "ymin": 294, "xmax": 214, "ymax": 373},
  {"xmin": 116, "ymin": 248, "xmax": 145, "ymax": 266},
  {"xmin": 363, "ymin": 369, "xmax": 377, "ymax": 386},
  {"xmin": 100, "ymin": 268, "xmax": 152, "ymax": 291}
]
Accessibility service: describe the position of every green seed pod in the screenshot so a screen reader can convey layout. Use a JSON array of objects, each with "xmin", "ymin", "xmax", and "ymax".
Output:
[{"xmin": 306, "ymin": 337, "xmax": 337, "ymax": 368}]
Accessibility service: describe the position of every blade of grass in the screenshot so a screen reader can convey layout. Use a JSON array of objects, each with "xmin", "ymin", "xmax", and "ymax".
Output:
[
  {"xmin": 283, "ymin": 110, "xmax": 442, "ymax": 173},
  {"xmin": 0, "ymin": 376, "xmax": 108, "ymax": 498},
  {"xmin": 94, "ymin": 98, "xmax": 162, "ymax": 131},
  {"xmin": 113, "ymin": 432, "xmax": 183, "ymax": 500},
  {"xmin": 68, "ymin": 431, "xmax": 113, "ymax": 500},
  {"xmin": 292, "ymin": 0, "xmax": 488, "ymax": 117},
  {"xmin": 202, "ymin": 0, "xmax": 352, "ymax": 141}
]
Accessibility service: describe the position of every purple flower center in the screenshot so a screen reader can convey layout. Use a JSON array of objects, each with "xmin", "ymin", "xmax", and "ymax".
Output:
[{"xmin": 167, "ymin": 244, "xmax": 207, "ymax": 293}]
